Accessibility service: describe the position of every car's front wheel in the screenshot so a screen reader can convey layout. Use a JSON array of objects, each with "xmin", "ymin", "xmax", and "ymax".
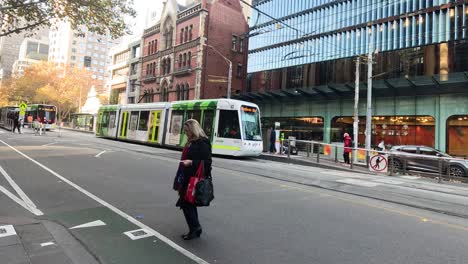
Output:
[{"xmin": 450, "ymin": 165, "xmax": 466, "ymax": 178}]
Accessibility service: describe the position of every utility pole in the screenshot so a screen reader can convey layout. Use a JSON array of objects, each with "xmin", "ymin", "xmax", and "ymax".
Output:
[
  {"xmin": 204, "ymin": 44, "xmax": 232, "ymax": 99},
  {"xmin": 365, "ymin": 32, "xmax": 374, "ymax": 156},
  {"xmin": 353, "ymin": 57, "xmax": 360, "ymax": 163}
]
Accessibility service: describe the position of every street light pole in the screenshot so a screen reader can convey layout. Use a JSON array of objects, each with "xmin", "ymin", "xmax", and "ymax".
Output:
[
  {"xmin": 353, "ymin": 57, "xmax": 360, "ymax": 163},
  {"xmin": 204, "ymin": 44, "xmax": 232, "ymax": 99},
  {"xmin": 365, "ymin": 33, "xmax": 374, "ymax": 154}
]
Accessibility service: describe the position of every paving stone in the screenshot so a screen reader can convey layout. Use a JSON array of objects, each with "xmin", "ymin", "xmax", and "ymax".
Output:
[{"xmin": 0, "ymin": 244, "xmax": 30, "ymax": 264}]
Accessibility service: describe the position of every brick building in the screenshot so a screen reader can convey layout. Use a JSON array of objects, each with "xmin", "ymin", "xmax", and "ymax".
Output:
[{"xmin": 140, "ymin": 0, "xmax": 248, "ymax": 103}]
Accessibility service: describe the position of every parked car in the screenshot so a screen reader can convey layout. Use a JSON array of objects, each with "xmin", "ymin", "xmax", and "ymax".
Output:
[{"xmin": 388, "ymin": 145, "xmax": 468, "ymax": 177}]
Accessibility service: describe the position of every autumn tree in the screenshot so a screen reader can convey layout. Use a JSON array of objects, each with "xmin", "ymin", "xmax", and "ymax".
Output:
[
  {"xmin": 1, "ymin": 0, "xmax": 136, "ymax": 38},
  {"xmin": 3, "ymin": 62, "xmax": 98, "ymax": 121}
]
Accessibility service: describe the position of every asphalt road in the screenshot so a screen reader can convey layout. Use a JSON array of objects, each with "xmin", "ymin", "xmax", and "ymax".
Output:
[{"xmin": 1, "ymin": 129, "xmax": 468, "ymax": 264}]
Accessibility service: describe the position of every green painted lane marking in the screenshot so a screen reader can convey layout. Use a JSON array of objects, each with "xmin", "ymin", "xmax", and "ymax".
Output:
[
  {"xmin": 212, "ymin": 145, "xmax": 241, "ymax": 151},
  {"xmin": 45, "ymin": 207, "xmax": 199, "ymax": 264}
]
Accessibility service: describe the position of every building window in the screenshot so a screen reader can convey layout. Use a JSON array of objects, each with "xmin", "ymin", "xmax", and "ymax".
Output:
[
  {"xmin": 154, "ymin": 40, "xmax": 157, "ymax": 53},
  {"xmin": 189, "ymin": 25, "xmax": 193, "ymax": 40},
  {"xmin": 232, "ymin": 36, "xmax": 237, "ymax": 51},
  {"xmin": 184, "ymin": 27, "xmax": 188, "ymax": 42},
  {"xmin": 176, "ymin": 85, "xmax": 181, "ymax": 100},
  {"xmin": 237, "ymin": 64, "xmax": 243, "ymax": 78},
  {"xmin": 179, "ymin": 54, "xmax": 182, "ymax": 68},
  {"xmin": 183, "ymin": 53, "xmax": 187, "ymax": 67},
  {"xmin": 187, "ymin": 52, "xmax": 191, "ymax": 66},
  {"xmin": 239, "ymin": 38, "xmax": 244, "ymax": 53},
  {"xmin": 180, "ymin": 28, "xmax": 184, "ymax": 44},
  {"xmin": 84, "ymin": 56, "xmax": 92, "ymax": 67},
  {"xmin": 184, "ymin": 83, "xmax": 189, "ymax": 100},
  {"xmin": 148, "ymin": 41, "xmax": 151, "ymax": 55}
]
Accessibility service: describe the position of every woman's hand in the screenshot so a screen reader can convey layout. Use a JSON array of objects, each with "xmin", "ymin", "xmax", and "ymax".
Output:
[{"xmin": 181, "ymin": 160, "xmax": 192, "ymax": 167}]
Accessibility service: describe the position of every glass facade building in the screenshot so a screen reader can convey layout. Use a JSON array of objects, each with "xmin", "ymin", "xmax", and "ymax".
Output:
[{"xmin": 243, "ymin": 0, "xmax": 468, "ymax": 157}]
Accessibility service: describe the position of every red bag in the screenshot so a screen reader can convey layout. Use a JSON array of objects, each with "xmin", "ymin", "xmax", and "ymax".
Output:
[{"xmin": 184, "ymin": 162, "xmax": 204, "ymax": 204}]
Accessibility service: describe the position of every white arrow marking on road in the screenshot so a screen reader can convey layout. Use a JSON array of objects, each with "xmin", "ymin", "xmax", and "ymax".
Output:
[
  {"xmin": 0, "ymin": 166, "xmax": 43, "ymax": 216},
  {"xmin": 0, "ymin": 139, "xmax": 210, "ymax": 264},
  {"xmin": 70, "ymin": 220, "xmax": 106, "ymax": 230},
  {"xmin": 40, "ymin": 241, "xmax": 56, "ymax": 247},
  {"xmin": 95, "ymin": 150, "xmax": 107, "ymax": 158}
]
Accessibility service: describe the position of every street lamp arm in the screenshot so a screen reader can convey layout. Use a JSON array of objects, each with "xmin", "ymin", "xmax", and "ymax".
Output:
[
  {"xmin": 204, "ymin": 44, "xmax": 231, "ymax": 65},
  {"xmin": 203, "ymin": 44, "xmax": 232, "ymax": 99}
]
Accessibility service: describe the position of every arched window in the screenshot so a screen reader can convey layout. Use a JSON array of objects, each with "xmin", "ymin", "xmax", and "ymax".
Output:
[
  {"xmin": 179, "ymin": 54, "xmax": 182, "ymax": 68},
  {"xmin": 180, "ymin": 28, "xmax": 184, "ymax": 44},
  {"xmin": 167, "ymin": 58, "xmax": 171, "ymax": 73},
  {"xmin": 176, "ymin": 85, "xmax": 181, "ymax": 100},
  {"xmin": 187, "ymin": 52, "xmax": 191, "ymax": 66},
  {"xmin": 161, "ymin": 83, "xmax": 168, "ymax": 102},
  {"xmin": 183, "ymin": 53, "xmax": 187, "ymax": 67},
  {"xmin": 161, "ymin": 59, "xmax": 166, "ymax": 75},
  {"xmin": 184, "ymin": 27, "xmax": 188, "ymax": 42},
  {"xmin": 146, "ymin": 64, "xmax": 150, "ymax": 76},
  {"xmin": 152, "ymin": 62, "xmax": 156, "ymax": 75},
  {"xmin": 184, "ymin": 83, "xmax": 189, "ymax": 100},
  {"xmin": 189, "ymin": 25, "xmax": 193, "ymax": 40},
  {"xmin": 147, "ymin": 41, "xmax": 151, "ymax": 55}
]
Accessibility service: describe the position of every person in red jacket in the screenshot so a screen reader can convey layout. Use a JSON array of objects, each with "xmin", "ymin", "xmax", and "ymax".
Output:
[{"xmin": 343, "ymin": 133, "xmax": 352, "ymax": 165}]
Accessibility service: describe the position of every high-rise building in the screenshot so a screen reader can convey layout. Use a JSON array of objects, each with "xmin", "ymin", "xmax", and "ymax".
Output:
[
  {"xmin": 48, "ymin": 21, "xmax": 117, "ymax": 94},
  {"xmin": 241, "ymin": 0, "xmax": 468, "ymax": 157},
  {"xmin": 12, "ymin": 36, "xmax": 49, "ymax": 77},
  {"xmin": 0, "ymin": 26, "xmax": 48, "ymax": 85},
  {"xmin": 140, "ymin": 0, "xmax": 248, "ymax": 103}
]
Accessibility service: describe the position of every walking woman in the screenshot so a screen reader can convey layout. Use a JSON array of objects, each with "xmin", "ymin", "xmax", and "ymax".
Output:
[{"xmin": 176, "ymin": 119, "xmax": 212, "ymax": 240}]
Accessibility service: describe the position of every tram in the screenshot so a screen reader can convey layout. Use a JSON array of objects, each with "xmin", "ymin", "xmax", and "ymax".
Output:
[
  {"xmin": 0, "ymin": 106, "xmax": 19, "ymax": 131},
  {"xmin": 96, "ymin": 99, "xmax": 263, "ymax": 157},
  {"xmin": 25, "ymin": 104, "xmax": 57, "ymax": 130}
]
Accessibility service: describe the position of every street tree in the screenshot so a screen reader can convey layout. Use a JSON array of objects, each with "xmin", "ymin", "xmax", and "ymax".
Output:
[{"xmin": 1, "ymin": 0, "xmax": 136, "ymax": 38}]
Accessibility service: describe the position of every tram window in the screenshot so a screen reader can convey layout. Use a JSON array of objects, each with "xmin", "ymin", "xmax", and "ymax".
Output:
[
  {"xmin": 203, "ymin": 111, "xmax": 215, "ymax": 139},
  {"xmin": 109, "ymin": 112, "xmax": 116, "ymax": 129},
  {"xmin": 170, "ymin": 110, "xmax": 184, "ymax": 135},
  {"xmin": 217, "ymin": 110, "xmax": 241, "ymax": 139},
  {"xmin": 129, "ymin": 111, "xmax": 139, "ymax": 131},
  {"xmin": 186, "ymin": 110, "xmax": 201, "ymax": 123},
  {"xmin": 138, "ymin": 111, "xmax": 150, "ymax": 131},
  {"xmin": 102, "ymin": 112, "xmax": 110, "ymax": 128}
]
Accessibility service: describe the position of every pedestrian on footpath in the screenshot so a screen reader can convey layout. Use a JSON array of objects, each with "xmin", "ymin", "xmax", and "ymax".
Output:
[
  {"xmin": 12, "ymin": 112, "xmax": 21, "ymax": 133},
  {"xmin": 176, "ymin": 119, "xmax": 212, "ymax": 240},
  {"xmin": 343, "ymin": 132, "xmax": 352, "ymax": 165},
  {"xmin": 269, "ymin": 127, "xmax": 276, "ymax": 153}
]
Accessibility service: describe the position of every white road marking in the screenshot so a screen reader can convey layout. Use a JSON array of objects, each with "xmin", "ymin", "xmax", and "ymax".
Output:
[
  {"xmin": 40, "ymin": 241, "xmax": 55, "ymax": 247},
  {"xmin": 321, "ymin": 170, "xmax": 367, "ymax": 179},
  {"xmin": 372, "ymin": 178, "xmax": 404, "ymax": 185},
  {"xmin": 400, "ymin": 176, "xmax": 421, "ymax": 180},
  {"xmin": 95, "ymin": 150, "xmax": 107, "ymax": 158},
  {"xmin": 0, "ymin": 131, "xmax": 4, "ymax": 134},
  {"xmin": 70, "ymin": 220, "xmax": 106, "ymax": 230},
  {"xmin": 0, "ymin": 186, "xmax": 38, "ymax": 215},
  {"xmin": 336, "ymin": 179, "xmax": 381, "ymax": 187},
  {"xmin": 42, "ymin": 142, "xmax": 58, "ymax": 147},
  {"xmin": 123, "ymin": 229, "xmax": 153, "ymax": 240},
  {"xmin": 0, "ymin": 225, "xmax": 16, "ymax": 238},
  {"xmin": 0, "ymin": 165, "xmax": 43, "ymax": 216},
  {"xmin": 0, "ymin": 139, "xmax": 209, "ymax": 264}
]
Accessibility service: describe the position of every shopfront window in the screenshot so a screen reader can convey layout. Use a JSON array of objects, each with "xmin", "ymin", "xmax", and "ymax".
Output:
[
  {"xmin": 447, "ymin": 115, "xmax": 468, "ymax": 157},
  {"xmin": 331, "ymin": 116, "xmax": 435, "ymax": 148},
  {"xmin": 262, "ymin": 117, "xmax": 324, "ymax": 141}
]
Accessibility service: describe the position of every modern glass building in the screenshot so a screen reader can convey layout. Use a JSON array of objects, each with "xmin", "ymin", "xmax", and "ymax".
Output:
[{"xmin": 240, "ymin": 0, "xmax": 468, "ymax": 157}]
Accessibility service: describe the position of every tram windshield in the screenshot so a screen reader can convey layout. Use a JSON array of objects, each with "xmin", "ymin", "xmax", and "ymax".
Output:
[
  {"xmin": 241, "ymin": 106, "xmax": 262, "ymax": 141},
  {"xmin": 38, "ymin": 105, "xmax": 56, "ymax": 123}
]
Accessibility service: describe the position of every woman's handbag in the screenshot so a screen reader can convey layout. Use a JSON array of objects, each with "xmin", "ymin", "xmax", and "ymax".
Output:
[
  {"xmin": 173, "ymin": 166, "xmax": 185, "ymax": 191},
  {"xmin": 185, "ymin": 161, "xmax": 214, "ymax": 206},
  {"xmin": 184, "ymin": 162, "xmax": 204, "ymax": 204}
]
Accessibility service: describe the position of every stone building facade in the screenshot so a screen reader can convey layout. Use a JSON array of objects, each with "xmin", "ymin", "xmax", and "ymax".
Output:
[{"xmin": 140, "ymin": 0, "xmax": 248, "ymax": 103}]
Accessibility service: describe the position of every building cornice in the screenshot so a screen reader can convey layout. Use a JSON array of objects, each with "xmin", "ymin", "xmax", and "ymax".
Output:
[{"xmin": 143, "ymin": 23, "xmax": 161, "ymax": 38}]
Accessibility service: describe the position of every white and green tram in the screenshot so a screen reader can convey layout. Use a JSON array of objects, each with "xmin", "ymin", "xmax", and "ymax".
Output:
[{"xmin": 95, "ymin": 99, "xmax": 263, "ymax": 157}]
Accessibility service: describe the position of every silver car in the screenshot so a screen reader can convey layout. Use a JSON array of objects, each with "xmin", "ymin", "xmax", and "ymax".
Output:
[{"xmin": 389, "ymin": 145, "xmax": 468, "ymax": 178}]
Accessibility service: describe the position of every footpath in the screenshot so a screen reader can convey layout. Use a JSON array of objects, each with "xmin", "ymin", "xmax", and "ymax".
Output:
[{"xmin": 0, "ymin": 217, "xmax": 98, "ymax": 264}]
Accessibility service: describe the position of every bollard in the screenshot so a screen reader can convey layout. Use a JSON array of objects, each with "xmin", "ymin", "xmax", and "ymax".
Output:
[
  {"xmin": 334, "ymin": 146, "xmax": 338, "ymax": 163},
  {"xmin": 316, "ymin": 145, "xmax": 320, "ymax": 163},
  {"xmin": 438, "ymin": 158, "xmax": 443, "ymax": 184}
]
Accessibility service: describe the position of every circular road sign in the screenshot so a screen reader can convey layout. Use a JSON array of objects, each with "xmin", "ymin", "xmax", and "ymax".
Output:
[{"xmin": 369, "ymin": 154, "xmax": 388, "ymax": 173}]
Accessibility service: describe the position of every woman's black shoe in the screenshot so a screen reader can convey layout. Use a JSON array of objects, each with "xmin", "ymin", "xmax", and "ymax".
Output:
[{"xmin": 182, "ymin": 228, "xmax": 202, "ymax": 240}]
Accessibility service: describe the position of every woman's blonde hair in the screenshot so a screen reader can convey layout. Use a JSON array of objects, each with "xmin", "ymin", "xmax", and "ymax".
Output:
[{"xmin": 184, "ymin": 119, "xmax": 208, "ymax": 141}]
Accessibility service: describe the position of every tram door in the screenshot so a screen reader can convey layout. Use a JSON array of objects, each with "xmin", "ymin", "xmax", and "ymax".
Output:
[
  {"xmin": 148, "ymin": 110, "xmax": 162, "ymax": 143},
  {"xmin": 119, "ymin": 111, "xmax": 129, "ymax": 138},
  {"xmin": 213, "ymin": 109, "xmax": 242, "ymax": 155}
]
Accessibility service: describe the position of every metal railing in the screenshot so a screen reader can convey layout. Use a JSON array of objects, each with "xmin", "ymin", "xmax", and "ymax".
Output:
[{"xmin": 278, "ymin": 138, "xmax": 468, "ymax": 183}]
